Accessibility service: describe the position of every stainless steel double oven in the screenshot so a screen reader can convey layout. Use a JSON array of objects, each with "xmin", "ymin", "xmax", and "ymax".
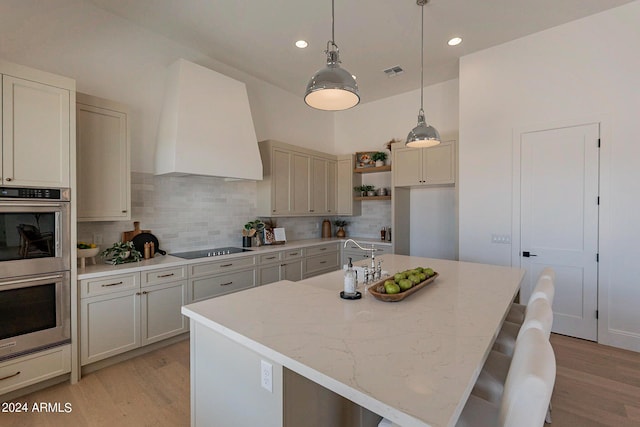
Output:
[{"xmin": 0, "ymin": 187, "xmax": 71, "ymax": 361}]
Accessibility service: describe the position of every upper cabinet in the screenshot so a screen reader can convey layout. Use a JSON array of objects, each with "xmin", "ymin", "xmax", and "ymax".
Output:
[
  {"xmin": 257, "ymin": 140, "xmax": 338, "ymax": 217},
  {"xmin": 1, "ymin": 62, "xmax": 74, "ymax": 188},
  {"xmin": 76, "ymin": 93, "xmax": 131, "ymax": 221},
  {"xmin": 393, "ymin": 140, "xmax": 456, "ymax": 187},
  {"xmin": 336, "ymin": 154, "xmax": 361, "ymax": 216}
]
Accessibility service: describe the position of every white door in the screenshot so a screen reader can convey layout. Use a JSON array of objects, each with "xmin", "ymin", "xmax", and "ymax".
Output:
[{"xmin": 519, "ymin": 123, "xmax": 599, "ymax": 341}]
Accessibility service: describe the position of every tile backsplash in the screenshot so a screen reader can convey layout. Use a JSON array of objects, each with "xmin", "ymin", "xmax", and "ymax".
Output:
[{"xmin": 78, "ymin": 172, "xmax": 390, "ymax": 253}]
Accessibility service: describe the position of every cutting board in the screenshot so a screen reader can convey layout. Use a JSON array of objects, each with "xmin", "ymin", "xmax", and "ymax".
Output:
[{"xmin": 122, "ymin": 221, "xmax": 150, "ymax": 242}]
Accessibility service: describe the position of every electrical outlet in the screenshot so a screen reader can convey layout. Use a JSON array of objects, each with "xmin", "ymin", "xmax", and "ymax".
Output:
[
  {"xmin": 93, "ymin": 233, "xmax": 103, "ymax": 245},
  {"xmin": 491, "ymin": 234, "xmax": 511, "ymax": 244},
  {"xmin": 261, "ymin": 360, "xmax": 273, "ymax": 392}
]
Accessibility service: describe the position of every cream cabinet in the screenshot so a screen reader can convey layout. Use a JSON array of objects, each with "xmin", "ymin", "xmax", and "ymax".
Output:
[
  {"xmin": 80, "ymin": 267, "xmax": 189, "ymax": 366},
  {"xmin": 257, "ymin": 140, "xmax": 338, "ymax": 217},
  {"xmin": 258, "ymin": 249, "xmax": 304, "ymax": 285},
  {"xmin": 76, "ymin": 93, "xmax": 131, "ymax": 221},
  {"xmin": 336, "ymin": 155, "xmax": 361, "ymax": 216},
  {"xmin": 188, "ymin": 255, "xmax": 257, "ymax": 302},
  {"xmin": 393, "ymin": 140, "xmax": 455, "ymax": 187},
  {"xmin": 1, "ymin": 64, "xmax": 73, "ymax": 188},
  {"xmin": 342, "ymin": 244, "xmax": 393, "ymax": 266},
  {"xmin": 303, "ymin": 243, "xmax": 341, "ymax": 279},
  {"xmin": 311, "ymin": 157, "xmax": 337, "ymax": 214},
  {"xmin": 0, "ymin": 345, "xmax": 71, "ymax": 395}
]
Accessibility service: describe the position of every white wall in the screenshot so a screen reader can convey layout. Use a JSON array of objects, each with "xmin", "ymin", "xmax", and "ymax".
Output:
[
  {"xmin": 0, "ymin": 0, "xmax": 333, "ymax": 174},
  {"xmin": 335, "ymin": 80, "xmax": 459, "ymax": 258},
  {"xmin": 458, "ymin": 1, "xmax": 640, "ymax": 350},
  {"xmin": 334, "ymin": 79, "xmax": 459, "ymax": 155}
]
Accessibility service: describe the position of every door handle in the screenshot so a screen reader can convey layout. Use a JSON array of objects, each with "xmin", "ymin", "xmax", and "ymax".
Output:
[{"xmin": 522, "ymin": 251, "xmax": 538, "ymax": 257}]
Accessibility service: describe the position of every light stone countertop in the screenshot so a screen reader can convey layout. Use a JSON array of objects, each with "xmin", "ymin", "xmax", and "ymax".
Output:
[
  {"xmin": 77, "ymin": 236, "xmax": 390, "ymax": 280},
  {"xmin": 182, "ymin": 254, "xmax": 525, "ymax": 427}
]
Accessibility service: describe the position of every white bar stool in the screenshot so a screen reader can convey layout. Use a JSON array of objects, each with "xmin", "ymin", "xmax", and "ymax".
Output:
[
  {"xmin": 472, "ymin": 298, "xmax": 554, "ymax": 404},
  {"xmin": 456, "ymin": 327, "xmax": 556, "ymax": 427},
  {"xmin": 507, "ymin": 267, "xmax": 555, "ymax": 324}
]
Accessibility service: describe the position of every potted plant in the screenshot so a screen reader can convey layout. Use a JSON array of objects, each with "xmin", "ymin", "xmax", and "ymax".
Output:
[
  {"xmin": 372, "ymin": 151, "xmax": 388, "ymax": 167},
  {"xmin": 354, "ymin": 185, "xmax": 367, "ymax": 197},
  {"xmin": 364, "ymin": 185, "xmax": 376, "ymax": 197},
  {"xmin": 334, "ymin": 219, "xmax": 348, "ymax": 238},
  {"xmin": 244, "ymin": 219, "xmax": 265, "ymax": 246},
  {"xmin": 100, "ymin": 241, "xmax": 142, "ymax": 265}
]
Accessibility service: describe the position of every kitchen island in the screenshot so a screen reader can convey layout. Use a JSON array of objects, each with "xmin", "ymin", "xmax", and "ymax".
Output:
[{"xmin": 181, "ymin": 255, "xmax": 524, "ymax": 427}]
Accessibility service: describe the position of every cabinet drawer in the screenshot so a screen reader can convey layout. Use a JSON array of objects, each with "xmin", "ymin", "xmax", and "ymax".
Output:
[
  {"xmin": 305, "ymin": 252, "xmax": 340, "ymax": 276},
  {"xmin": 306, "ymin": 243, "xmax": 339, "ymax": 256},
  {"xmin": 190, "ymin": 269, "xmax": 256, "ymax": 302},
  {"xmin": 141, "ymin": 265, "xmax": 187, "ymax": 287},
  {"xmin": 0, "ymin": 345, "xmax": 70, "ymax": 395},
  {"xmin": 189, "ymin": 256, "xmax": 256, "ymax": 278},
  {"xmin": 80, "ymin": 273, "xmax": 140, "ymax": 298},
  {"xmin": 283, "ymin": 249, "xmax": 304, "ymax": 260},
  {"xmin": 259, "ymin": 252, "xmax": 282, "ymax": 264}
]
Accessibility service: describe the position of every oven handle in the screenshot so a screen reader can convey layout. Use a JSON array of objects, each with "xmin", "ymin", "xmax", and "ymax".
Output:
[
  {"xmin": 0, "ymin": 274, "xmax": 64, "ymax": 286},
  {"xmin": 0, "ymin": 203, "xmax": 64, "ymax": 208}
]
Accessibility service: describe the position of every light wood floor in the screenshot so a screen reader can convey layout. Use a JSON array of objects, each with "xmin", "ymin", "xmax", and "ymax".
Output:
[{"xmin": 2, "ymin": 334, "xmax": 640, "ymax": 426}]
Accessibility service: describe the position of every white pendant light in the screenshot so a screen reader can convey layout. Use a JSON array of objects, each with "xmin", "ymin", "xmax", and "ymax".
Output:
[
  {"xmin": 304, "ymin": 0, "xmax": 360, "ymax": 111},
  {"xmin": 406, "ymin": 0, "xmax": 441, "ymax": 148}
]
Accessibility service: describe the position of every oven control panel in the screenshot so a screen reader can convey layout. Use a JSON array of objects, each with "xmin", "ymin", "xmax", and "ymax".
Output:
[{"xmin": 0, "ymin": 187, "xmax": 63, "ymax": 200}]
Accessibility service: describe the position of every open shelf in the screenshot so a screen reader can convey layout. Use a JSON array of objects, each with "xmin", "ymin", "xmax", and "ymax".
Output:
[
  {"xmin": 353, "ymin": 195, "xmax": 392, "ymax": 201},
  {"xmin": 353, "ymin": 165, "xmax": 391, "ymax": 173}
]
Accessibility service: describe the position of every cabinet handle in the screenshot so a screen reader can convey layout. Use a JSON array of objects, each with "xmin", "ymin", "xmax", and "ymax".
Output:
[
  {"xmin": 220, "ymin": 281, "xmax": 233, "ymax": 286},
  {"xmin": 122, "ymin": 210, "xmax": 127, "ymax": 213},
  {"xmin": 157, "ymin": 273, "xmax": 175, "ymax": 278},
  {"xmin": 320, "ymin": 261, "xmax": 327, "ymax": 264},
  {"xmin": 142, "ymin": 291, "xmax": 149, "ymax": 294},
  {"xmin": 136, "ymin": 292, "xmax": 141, "ymax": 295},
  {"xmin": 102, "ymin": 281, "xmax": 124, "ymax": 287},
  {"xmin": 309, "ymin": 210, "xmax": 315, "ymax": 212},
  {"xmin": 220, "ymin": 263, "xmax": 233, "ymax": 267},
  {"xmin": 0, "ymin": 371, "xmax": 20, "ymax": 381},
  {"xmin": 5, "ymin": 178, "xmax": 12, "ymax": 182},
  {"xmin": 319, "ymin": 248, "xmax": 327, "ymax": 251},
  {"xmin": 289, "ymin": 252, "xmax": 298, "ymax": 256},
  {"xmin": 265, "ymin": 256, "xmax": 277, "ymax": 260}
]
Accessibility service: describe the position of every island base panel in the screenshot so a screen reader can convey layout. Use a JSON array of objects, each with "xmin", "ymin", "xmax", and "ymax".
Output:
[{"xmin": 191, "ymin": 321, "xmax": 283, "ymax": 427}]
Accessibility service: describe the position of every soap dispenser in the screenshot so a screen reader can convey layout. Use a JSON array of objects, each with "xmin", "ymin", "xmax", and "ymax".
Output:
[{"xmin": 343, "ymin": 257, "xmax": 357, "ymax": 298}]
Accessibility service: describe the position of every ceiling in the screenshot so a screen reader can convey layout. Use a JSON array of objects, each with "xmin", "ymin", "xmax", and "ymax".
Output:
[{"xmin": 88, "ymin": 0, "xmax": 634, "ymax": 104}]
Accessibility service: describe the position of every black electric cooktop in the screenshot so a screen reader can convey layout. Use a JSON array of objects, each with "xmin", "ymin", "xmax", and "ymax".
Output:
[{"xmin": 170, "ymin": 247, "xmax": 252, "ymax": 259}]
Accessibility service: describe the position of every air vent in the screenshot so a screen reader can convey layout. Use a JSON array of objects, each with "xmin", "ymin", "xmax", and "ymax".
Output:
[{"xmin": 383, "ymin": 66, "xmax": 404, "ymax": 77}]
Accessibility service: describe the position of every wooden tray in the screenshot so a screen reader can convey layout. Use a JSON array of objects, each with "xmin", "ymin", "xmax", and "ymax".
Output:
[{"xmin": 367, "ymin": 272, "xmax": 439, "ymax": 302}]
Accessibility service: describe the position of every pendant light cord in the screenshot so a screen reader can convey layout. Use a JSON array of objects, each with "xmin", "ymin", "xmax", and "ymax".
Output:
[
  {"xmin": 420, "ymin": 2, "xmax": 424, "ymax": 112},
  {"xmin": 331, "ymin": 0, "xmax": 335, "ymax": 45}
]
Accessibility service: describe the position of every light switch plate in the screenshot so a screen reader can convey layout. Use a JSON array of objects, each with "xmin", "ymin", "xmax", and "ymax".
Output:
[{"xmin": 260, "ymin": 360, "xmax": 273, "ymax": 392}]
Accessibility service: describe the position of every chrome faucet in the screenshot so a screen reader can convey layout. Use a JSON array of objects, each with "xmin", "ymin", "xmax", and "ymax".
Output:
[{"xmin": 343, "ymin": 239, "xmax": 377, "ymax": 271}]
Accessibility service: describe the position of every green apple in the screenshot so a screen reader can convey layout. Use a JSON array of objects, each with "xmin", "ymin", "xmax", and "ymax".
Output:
[
  {"xmin": 415, "ymin": 267, "xmax": 424, "ymax": 273},
  {"xmin": 384, "ymin": 282, "xmax": 401, "ymax": 294},
  {"xmin": 408, "ymin": 274, "xmax": 421, "ymax": 284},
  {"xmin": 418, "ymin": 273, "xmax": 427, "ymax": 281},
  {"xmin": 384, "ymin": 279, "xmax": 396, "ymax": 287},
  {"xmin": 424, "ymin": 268, "xmax": 435, "ymax": 277},
  {"xmin": 394, "ymin": 273, "xmax": 405, "ymax": 282},
  {"xmin": 398, "ymin": 279, "xmax": 413, "ymax": 291}
]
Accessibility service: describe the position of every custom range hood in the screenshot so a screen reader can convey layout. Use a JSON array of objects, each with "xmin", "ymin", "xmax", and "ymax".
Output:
[{"xmin": 155, "ymin": 59, "xmax": 263, "ymax": 180}]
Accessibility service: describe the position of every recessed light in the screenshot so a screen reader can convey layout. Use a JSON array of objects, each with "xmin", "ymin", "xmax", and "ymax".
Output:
[
  {"xmin": 295, "ymin": 40, "xmax": 308, "ymax": 48},
  {"xmin": 448, "ymin": 37, "xmax": 462, "ymax": 46}
]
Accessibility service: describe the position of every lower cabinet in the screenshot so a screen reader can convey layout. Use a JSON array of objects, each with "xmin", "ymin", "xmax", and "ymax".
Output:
[
  {"xmin": 342, "ymin": 244, "xmax": 393, "ymax": 266},
  {"xmin": 189, "ymin": 269, "xmax": 256, "ymax": 302},
  {"xmin": 80, "ymin": 267, "xmax": 188, "ymax": 366},
  {"xmin": 258, "ymin": 249, "xmax": 304, "ymax": 285},
  {"xmin": 0, "ymin": 345, "xmax": 71, "ymax": 395},
  {"xmin": 303, "ymin": 243, "xmax": 341, "ymax": 279}
]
